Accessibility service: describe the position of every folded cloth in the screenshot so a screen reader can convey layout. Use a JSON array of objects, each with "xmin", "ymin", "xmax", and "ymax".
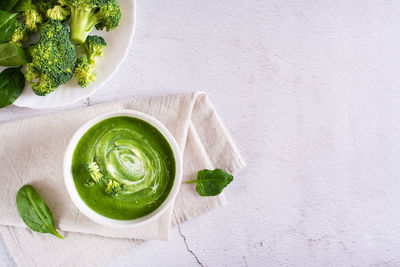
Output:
[{"xmin": 0, "ymin": 92, "xmax": 245, "ymax": 267}]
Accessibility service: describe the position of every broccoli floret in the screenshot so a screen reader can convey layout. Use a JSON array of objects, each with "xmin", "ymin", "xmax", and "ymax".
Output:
[
  {"xmin": 46, "ymin": 5, "xmax": 70, "ymax": 20},
  {"xmin": 85, "ymin": 162, "xmax": 104, "ymax": 186},
  {"xmin": 74, "ymin": 56, "xmax": 96, "ymax": 87},
  {"xmin": 82, "ymin": 35, "xmax": 107, "ymax": 64},
  {"xmin": 105, "ymin": 180, "xmax": 123, "ymax": 196},
  {"xmin": 25, "ymin": 64, "xmax": 57, "ymax": 92},
  {"xmin": 34, "ymin": 0, "xmax": 59, "ymax": 15},
  {"xmin": 94, "ymin": 0, "xmax": 121, "ymax": 31},
  {"xmin": 62, "ymin": 0, "xmax": 121, "ymax": 44},
  {"xmin": 21, "ymin": 6, "xmax": 43, "ymax": 32},
  {"xmin": 74, "ymin": 35, "xmax": 106, "ymax": 87},
  {"xmin": 25, "ymin": 19, "xmax": 76, "ymax": 96},
  {"xmin": 10, "ymin": 19, "xmax": 27, "ymax": 46},
  {"xmin": 19, "ymin": 0, "xmax": 58, "ymax": 31}
]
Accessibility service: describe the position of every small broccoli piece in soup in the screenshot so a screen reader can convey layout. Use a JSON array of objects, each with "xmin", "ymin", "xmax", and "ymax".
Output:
[
  {"xmin": 85, "ymin": 162, "xmax": 104, "ymax": 186},
  {"xmin": 105, "ymin": 180, "xmax": 123, "ymax": 196}
]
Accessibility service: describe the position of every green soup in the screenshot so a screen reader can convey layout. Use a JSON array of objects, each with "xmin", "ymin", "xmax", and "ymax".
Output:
[{"xmin": 71, "ymin": 116, "xmax": 175, "ymax": 220}]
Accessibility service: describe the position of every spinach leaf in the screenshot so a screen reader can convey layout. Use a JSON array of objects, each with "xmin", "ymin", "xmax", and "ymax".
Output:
[
  {"xmin": 186, "ymin": 169, "xmax": 234, "ymax": 196},
  {"xmin": 0, "ymin": 0, "xmax": 19, "ymax": 11},
  {"xmin": 13, "ymin": 0, "xmax": 31, "ymax": 12},
  {"xmin": 0, "ymin": 43, "xmax": 30, "ymax": 66},
  {"xmin": 0, "ymin": 68, "xmax": 24, "ymax": 108},
  {"xmin": 0, "ymin": 10, "xmax": 17, "ymax": 43},
  {"xmin": 16, "ymin": 185, "xmax": 64, "ymax": 239}
]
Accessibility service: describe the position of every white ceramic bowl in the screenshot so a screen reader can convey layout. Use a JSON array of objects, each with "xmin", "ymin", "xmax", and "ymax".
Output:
[{"xmin": 63, "ymin": 110, "xmax": 182, "ymax": 227}]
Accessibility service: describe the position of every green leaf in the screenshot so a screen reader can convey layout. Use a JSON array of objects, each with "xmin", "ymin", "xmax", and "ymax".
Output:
[
  {"xmin": 16, "ymin": 185, "xmax": 64, "ymax": 239},
  {"xmin": 186, "ymin": 169, "xmax": 234, "ymax": 196},
  {"xmin": 0, "ymin": 0, "xmax": 19, "ymax": 11},
  {"xmin": 0, "ymin": 68, "xmax": 24, "ymax": 108},
  {"xmin": 0, "ymin": 10, "xmax": 17, "ymax": 43},
  {"xmin": 0, "ymin": 43, "xmax": 30, "ymax": 66},
  {"xmin": 13, "ymin": 0, "xmax": 31, "ymax": 12}
]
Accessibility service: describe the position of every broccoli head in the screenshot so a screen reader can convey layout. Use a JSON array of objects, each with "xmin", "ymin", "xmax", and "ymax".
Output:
[
  {"xmin": 62, "ymin": 0, "xmax": 121, "ymax": 44},
  {"xmin": 105, "ymin": 180, "xmax": 123, "ymax": 196},
  {"xmin": 46, "ymin": 5, "xmax": 70, "ymax": 20},
  {"xmin": 94, "ymin": 0, "xmax": 121, "ymax": 31},
  {"xmin": 21, "ymin": 7, "xmax": 43, "ymax": 32},
  {"xmin": 25, "ymin": 64, "xmax": 57, "ymax": 92},
  {"xmin": 10, "ymin": 19, "xmax": 27, "ymax": 46},
  {"xmin": 74, "ymin": 35, "xmax": 106, "ymax": 87},
  {"xmin": 82, "ymin": 35, "xmax": 107, "ymax": 64},
  {"xmin": 75, "ymin": 56, "xmax": 96, "ymax": 87},
  {"xmin": 19, "ymin": 0, "xmax": 58, "ymax": 31},
  {"xmin": 25, "ymin": 19, "xmax": 76, "ymax": 96},
  {"xmin": 34, "ymin": 0, "xmax": 59, "ymax": 15}
]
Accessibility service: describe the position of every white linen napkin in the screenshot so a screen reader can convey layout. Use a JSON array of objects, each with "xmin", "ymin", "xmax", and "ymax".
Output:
[{"xmin": 0, "ymin": 92, "xmax": 245, "ymax": 267}]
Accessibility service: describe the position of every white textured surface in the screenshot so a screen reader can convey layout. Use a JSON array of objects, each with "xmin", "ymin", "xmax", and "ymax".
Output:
[{"xmin": 1, "ymin": 0, "xmax": 400, "ymax": 266}]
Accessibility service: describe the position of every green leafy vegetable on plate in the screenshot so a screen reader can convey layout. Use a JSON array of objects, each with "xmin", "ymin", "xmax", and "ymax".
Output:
[
  {"xmin": 0, "ymin": 10, "xmax": 17, "ymax": 43},
  {"xmin": 0, "ymin": 43, "xmax": 30, "ymax": 66},
  {"xmin": 0, "ymin": 68, "xmax": 25, "ymax": 108},
  {"xmin": 16, "ymin": 185, "xmax": 64, "ymax": 239},
  {"xmin": 0, "ymin": 0, "xmax": 19, "ymax": 12},
  {"xmin": 187, "ymin": 169, "xmax": 234, "ymax": 196},
  {"xmin": 13, "ymin": 0, "xmax": 33, "ymax": 12}
]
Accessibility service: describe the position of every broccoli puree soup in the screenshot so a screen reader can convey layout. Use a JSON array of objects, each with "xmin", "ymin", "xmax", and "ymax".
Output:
[{"xmin": 71, "ymin": 116, "xmax": 175, "ymax": 220}]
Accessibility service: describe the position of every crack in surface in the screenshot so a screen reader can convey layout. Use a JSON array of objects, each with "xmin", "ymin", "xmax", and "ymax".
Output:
[
  {"xmin": 178, "ymin": 226, "xmax": 204, "ymax": 267},
  {"xmin": 85, "ymin": 97, "xmax": 91, "ymax": 106}
]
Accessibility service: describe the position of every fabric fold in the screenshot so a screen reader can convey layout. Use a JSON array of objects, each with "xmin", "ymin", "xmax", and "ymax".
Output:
[{"xmin": 0, "ymin": 92, "xmax": 245, "ymax": 267}]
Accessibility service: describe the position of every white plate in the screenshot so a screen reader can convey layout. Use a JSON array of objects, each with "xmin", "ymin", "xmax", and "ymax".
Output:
[{"xmin": 8, "ymin": 0, "xmax": 136, "ymax": 109}]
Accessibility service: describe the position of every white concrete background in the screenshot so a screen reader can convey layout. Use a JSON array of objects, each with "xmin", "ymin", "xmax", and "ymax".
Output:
[{"xmin": 1, "ymin": 0, "xmax": 400, "ymax": 266}]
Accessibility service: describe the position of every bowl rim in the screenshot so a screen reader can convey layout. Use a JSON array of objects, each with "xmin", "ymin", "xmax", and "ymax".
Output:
[{"xmin": 63, "ymin": 110, "xmax": 183, "ymax": 228}]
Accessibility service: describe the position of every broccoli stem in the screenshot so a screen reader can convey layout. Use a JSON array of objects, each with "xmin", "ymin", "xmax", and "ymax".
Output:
[{"xmin": 69, "ymin": 7, "xmax": 99, "ymax": 44}]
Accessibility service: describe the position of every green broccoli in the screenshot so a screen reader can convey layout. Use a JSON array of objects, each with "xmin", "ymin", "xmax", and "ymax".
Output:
[
  {"xmin": 21, "ymin": 6, "xmax": 43, "ymax": 32},
  {"xmin": 82, "ymin": 35, "xmax": 107, "ymax": 64},
  {"xmin": 61, "ymin": 0, "xmax": 121, "ymax": 44},
  {"xmin": 25, "ymin": 19, "xmax": 76, "ymax": 96},
  {"xmin": 34, "ymin": 0, "xmax": 59, "ymax": 15},
  {"xmin": 17, "ymin": 0, "xmax": 58, "ymax": 31},
  {"xmin": 46, "ymin": 5, "xmax": 70, "ymax": 20},
  {"xmin": 10, "ymin": 19, "xmax": 27, "ymax": 46},
  {"xmin": 105, "ymin": 180, "xmax": 123, "ymax": 196},
  {"xmin": 74, "ymin": 56, "xmax": 96, "ymax": 87},
  {"xmin": 85, "ymin": 162, "xmax": 104, "ymax": 186},
  {"xmin": 74, "ymin": 35, "xmax": 106, "ymax": 87},
  {"xmin": 25, "ymin": 64, "xmax": 57, "ymax": 92}
]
